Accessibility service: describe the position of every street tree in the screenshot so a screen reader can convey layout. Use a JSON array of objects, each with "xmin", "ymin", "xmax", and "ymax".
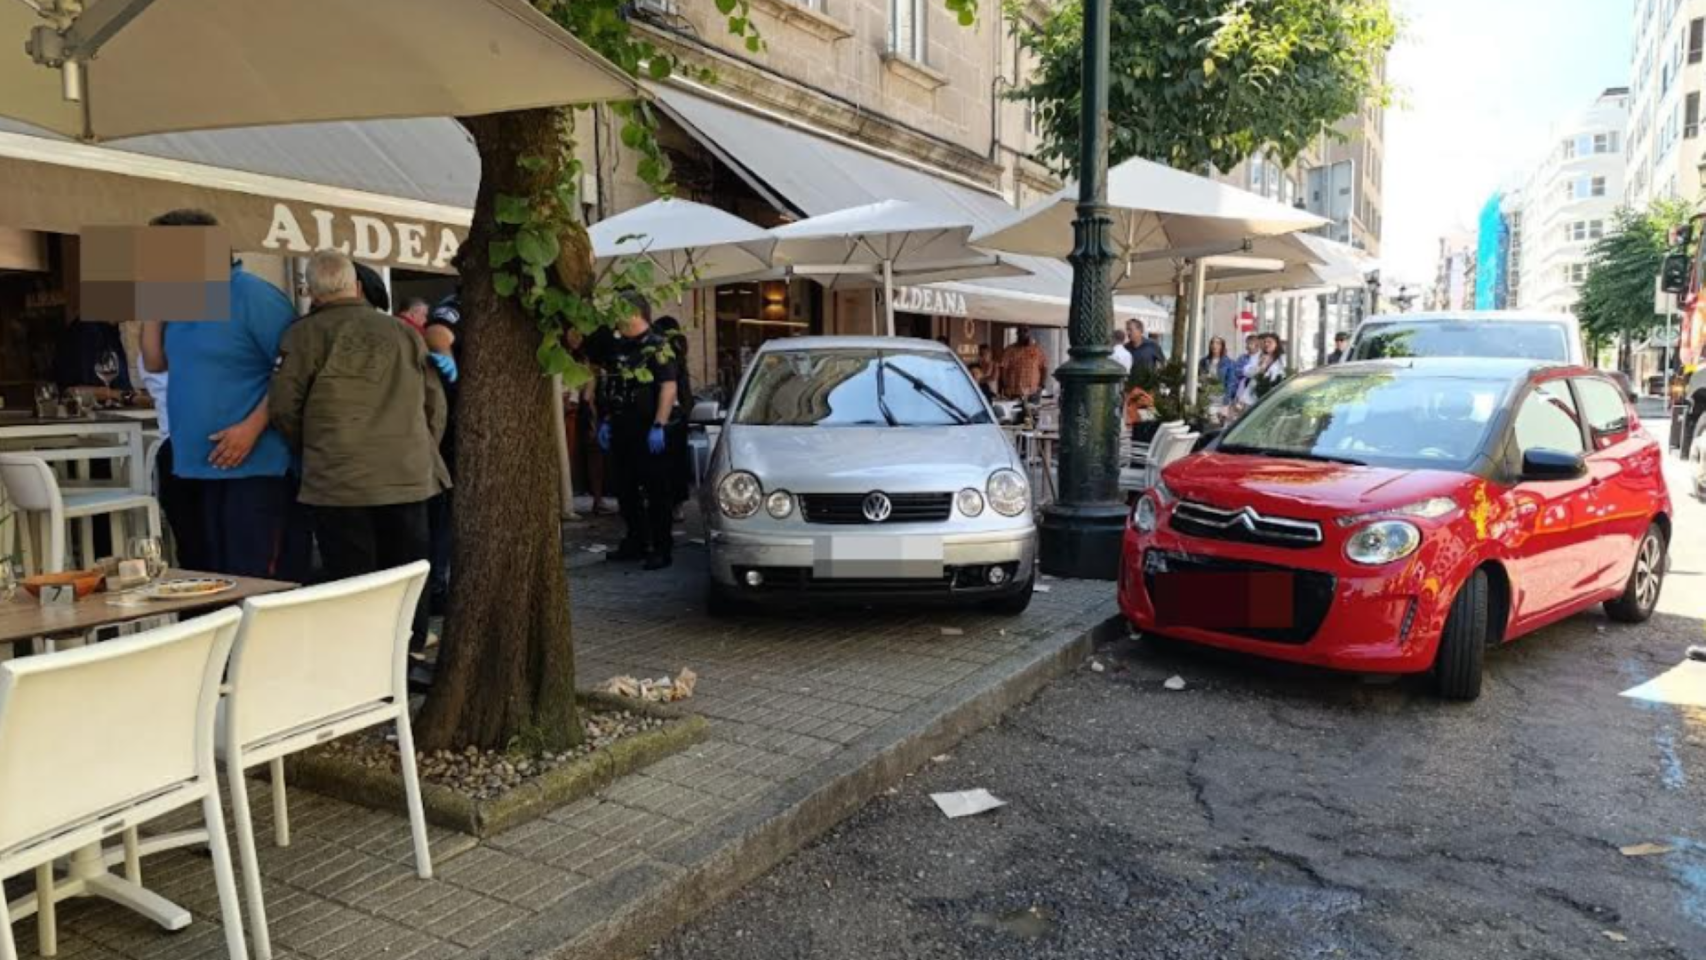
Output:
[
  {"xmin": 1576, "ymin": 199, "xmax": 1691, "ymax": 371},
  {"xmin": 1008, "ymin": 0, "xmax": 1397, "ymax": 357},
  {"xmin": 1008, "ymin": 0, "xmax": 1398, "ymax": 178},
  {"xmin": 415, "ymin": 0, "xmax": 975, "ymax": 753}
]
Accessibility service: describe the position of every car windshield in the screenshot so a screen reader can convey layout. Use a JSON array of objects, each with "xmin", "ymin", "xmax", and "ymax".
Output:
[
  {"xmin": 1351, "ymin": 320, "xmax": 1571, "ymax": 362},
  {"xmin": 733, "ymin": 348, "xmax": 993, "ymax": 427},
  {"xmin": 1218, "ymin": 372, "xmax": 1512, "ymax": 470}
]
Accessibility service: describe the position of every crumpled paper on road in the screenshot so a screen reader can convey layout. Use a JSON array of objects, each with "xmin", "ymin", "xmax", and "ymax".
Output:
[{"xmin": 597, "ymin": 667, "xmax": 698, "ymax": 703}]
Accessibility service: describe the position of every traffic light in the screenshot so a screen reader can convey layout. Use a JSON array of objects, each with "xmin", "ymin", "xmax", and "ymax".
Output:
[{"xmin": 1661, "ymin": 253, "xmax": 1691, "ymax": 295}]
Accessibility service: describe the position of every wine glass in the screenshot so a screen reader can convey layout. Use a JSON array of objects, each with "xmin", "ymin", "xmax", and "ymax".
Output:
[
  {"xmin": 129, "ymin": 536, "xmax": 166, "ymax": 583},
  {"xmin": 34, "ymin": 382, "xmax": 57, "ymax": 418},
  {"xmin": 94, "ymin": 351, "xmax": 121, "ymax": 405}
]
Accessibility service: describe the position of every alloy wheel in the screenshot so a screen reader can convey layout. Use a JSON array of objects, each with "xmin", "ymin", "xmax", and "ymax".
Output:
[{"xmin": 1635, "ymin": 534, "xmax": 1662, "ymax": 612}]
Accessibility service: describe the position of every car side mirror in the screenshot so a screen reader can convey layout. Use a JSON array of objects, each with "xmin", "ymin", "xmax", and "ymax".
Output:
[
  {"xmin": 1520, "ymin": 448, "xmax": 1586, "ymax": 482},
  {"xmin": 689, "ymin": 400, "xmax": 724, "ymax": 426}
]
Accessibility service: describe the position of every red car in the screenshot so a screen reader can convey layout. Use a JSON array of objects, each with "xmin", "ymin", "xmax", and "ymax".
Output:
[{"xmin": 1120, "ymin": 359, "xmax": 1670, "ymax": 699}]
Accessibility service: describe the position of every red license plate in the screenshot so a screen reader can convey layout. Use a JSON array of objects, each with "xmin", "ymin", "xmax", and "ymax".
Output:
[{"xmin": 1151, "ymin": 571, "xmax": 1295, "ymax": 629}]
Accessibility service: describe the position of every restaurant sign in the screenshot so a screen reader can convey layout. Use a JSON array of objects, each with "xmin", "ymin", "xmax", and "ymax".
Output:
[
  {"xmin": 262, "ymin": 203, "xmax": 462, "ymax": 271},
  {"xmin": 892, "ymin": 285, "xmax": 969, "ymax": 318}
]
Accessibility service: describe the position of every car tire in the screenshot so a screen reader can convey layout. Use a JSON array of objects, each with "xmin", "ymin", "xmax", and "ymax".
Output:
[
  {"xmin": 1606, "ymin": 523, "xmax": 1667, "ymax": 624},
  {"xmin": 984, "ymin": 576, "xmax": 1035, "ymax": 616},
  {"xmin": 1433, "ymin": 568, "xmax": 1488, "ymax": 702},
  {"xmin": 706, "ymin": 581, "xmax": 747, "ymax": 618}
]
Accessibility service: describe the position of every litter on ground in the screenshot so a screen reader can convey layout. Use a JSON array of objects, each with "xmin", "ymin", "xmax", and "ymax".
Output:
[{"xmin": 931, "ymin": 789, "xmax": 1006, "ymax": 819}]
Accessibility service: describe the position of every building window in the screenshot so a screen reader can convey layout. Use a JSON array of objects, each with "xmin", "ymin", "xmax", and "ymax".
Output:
[
  {"xmin": 1591, "ymin": 176, "xmax": 1606, "ymax": 197},
  {"xmin": 890, "ymin": 0, "xmax": 927, "ymax": 62},
  {"xmin": 1691, "ymin": 16, "xmax": 1704, "ymax": 63},
  {"xmin": 1565, "ymin": 263, "xmax": 1590, "ymax": 284},
  {"xmin": 1563, "ymin": 138, "xmax": 1578, "ymax": 160},
  {"xmin": 1593, "ymin": 131, "xmax": 1621, "ymax": 153},
  {"xmin": 1688, "ymin": 92, "xmax": 1700, "ymax": 139},
  {"xmin": 1589, "ymin": 219, "xmax": 1605, "ymax": 240}
]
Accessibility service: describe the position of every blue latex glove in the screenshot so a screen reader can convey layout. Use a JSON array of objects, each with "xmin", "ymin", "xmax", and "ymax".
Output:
[
  {"xmin": 428, "ymin": 352, "xmax": 458, "ymax": 384},
  {"xmin": 647, "ymin": 425, "xmax": 666, "ymax": 455},
  {"xmin": 596, "ymin": 420, "xmax": 612, "ymax": 452}
]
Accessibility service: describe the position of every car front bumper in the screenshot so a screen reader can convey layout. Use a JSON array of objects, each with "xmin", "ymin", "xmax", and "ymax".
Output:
[
  {"xmin": 1117, "ymin": 524, "xmax": 1454, "ymax": 675},
  {"xmin": 709, "ymin": 525, "xmax": 1038, "ymax": 602}
]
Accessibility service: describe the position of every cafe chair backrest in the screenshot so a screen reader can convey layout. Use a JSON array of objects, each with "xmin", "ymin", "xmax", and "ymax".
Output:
[
  {"xmin": 0, "ymin": 454, "xmax": 62, "ymax": 516},
  {"xmin": 0, "ymin": 607, "xmax": 239, "ymax": 859},
  {"xmin": 225, "ymin": 562, "xmax": 428, "ymax": 755}
]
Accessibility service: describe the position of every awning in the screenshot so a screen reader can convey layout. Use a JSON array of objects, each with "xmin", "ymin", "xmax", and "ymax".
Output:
[
  {"xmin": 0, "ymin": 119, "xmax": 477, "ymax": 273},
  {"xmin": 651, "ymin": 83, "xmax": 1166, "ymax": 326}
]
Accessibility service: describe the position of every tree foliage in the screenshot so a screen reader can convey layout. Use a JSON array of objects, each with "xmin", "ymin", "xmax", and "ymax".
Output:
[
  {"xmin": 1009, "ymin": 0, "xmax": 1398, "ymax": 177},
  {"xmin": 1576, "ymin": 199, "xmax": 1691, "ymax": 358}
]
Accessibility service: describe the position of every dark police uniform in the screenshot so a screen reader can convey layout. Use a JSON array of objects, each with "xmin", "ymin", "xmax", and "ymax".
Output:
[{"xmin": 601, "ymin": 327, "xmax": 681, "ymax": 562}]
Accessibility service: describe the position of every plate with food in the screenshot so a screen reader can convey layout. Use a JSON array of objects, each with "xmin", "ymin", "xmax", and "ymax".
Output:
[{"xmin": 141, "ymin": 577, "xmax": 238, "ymax": 601}]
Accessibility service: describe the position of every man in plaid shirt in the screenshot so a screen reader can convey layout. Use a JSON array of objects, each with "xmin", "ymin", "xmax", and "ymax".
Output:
[{"xmin": 999, "ymin": 326, "xmax": 1051, "ymax": 400}]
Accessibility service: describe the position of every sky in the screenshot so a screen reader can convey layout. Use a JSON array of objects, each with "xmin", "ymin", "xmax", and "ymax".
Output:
[{"xmin": 1382, "ymin": 0, "xmax": 1634, "ymax": 286}]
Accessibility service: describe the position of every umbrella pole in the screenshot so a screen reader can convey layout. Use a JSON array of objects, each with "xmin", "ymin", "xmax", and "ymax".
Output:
[
  {"xmin": 883, "ymin": 260, "xmax": 896, "ymax": 337},
  {"xmin": 1184, "ymin": 259, "xmax": 1208, "ymax": 406}
]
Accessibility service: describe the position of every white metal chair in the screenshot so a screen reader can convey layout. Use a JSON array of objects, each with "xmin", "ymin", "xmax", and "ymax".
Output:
[
  {"xmin": 0, "ymin": 454, "xmax": 161, "ymax": 574},
  {"xmin": 1146, "ymin": 426, "xmax": 1199, "ymax": 489},
  {"xmin": 220, "ymin": 562, "xmax": 432, "ymax": 960},
  {"xmin": 0, "ymin": 608, "xmax": 247, "ymax": 960}
]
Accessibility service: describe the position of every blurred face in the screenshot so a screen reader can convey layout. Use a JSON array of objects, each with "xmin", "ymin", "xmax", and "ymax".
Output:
[
  {"xmin": 1245, "ymin": 336, "xmax": 1259, "ymax": 354},
  {"xmin": 1016, "ymin": 326, "xmax": 1032, "ymax": 345},
  {"xmin": 1262, "ymin": 335, "xmax": 1279, "ymax": 356},
  {"xmin": 1335, "ymin": 335, "xmax": 1348, "ymax": 350},
  {"xmin": 619, "ymin": 311, "xmax": 649, "ymax": 338}
]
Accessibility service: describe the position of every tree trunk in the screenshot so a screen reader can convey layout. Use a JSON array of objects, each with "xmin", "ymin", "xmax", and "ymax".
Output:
[{"xmin": 415, "ymin": 108, "xmax": 583, "ymax": 753}]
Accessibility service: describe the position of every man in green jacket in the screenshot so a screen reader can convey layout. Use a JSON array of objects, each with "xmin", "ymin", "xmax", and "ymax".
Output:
[{"xmin": 270, "ymin": 249, "xmax": 448, "ymax": 648}]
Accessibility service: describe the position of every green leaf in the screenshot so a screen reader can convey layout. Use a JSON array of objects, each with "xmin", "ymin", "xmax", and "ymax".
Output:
[
  {"xmin": 495, "ymin": 194, "xmax": 531, "ymax": 226},
  {"xmin": 516, "ymin": 228, "xmax": 561, "ymax": 267},
  {"xmin": 488, "ymin": 240, "xmax": 517, "ymax": 268},
  {"xmin": 619, "ymin": 122, "xmax": 646, "ymax": 149},
  {"xmin": 647, "ymin": 57, "xmax": 671, "ymax": 80},
  {"xmin": 714, "ymin": 0, "xmax": 737, "ymax": 14},
  {"xmin": 493, "ymin": 271, "xmax": 518, "ymax": 297},
  {"xmin": 746, "ymin": 33, "xmax": 763, "ymax": 52},
  {"xmin": 517, "ymin": 154, "xmax": 548, "ymax": 174}
]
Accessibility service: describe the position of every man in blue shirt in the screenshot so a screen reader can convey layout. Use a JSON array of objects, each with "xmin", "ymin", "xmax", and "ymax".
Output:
[{"xmin": 139, "ymin": 209, "xmax": 307, "ymax": 581}]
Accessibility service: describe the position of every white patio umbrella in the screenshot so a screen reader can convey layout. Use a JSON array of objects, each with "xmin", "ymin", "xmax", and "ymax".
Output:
[
  {"xmin": 3, "ymin": 0, "xmax": 638, "ymax": 141},
  {"xmin": 589, "ymin": 198, "xmax": 777, "ymax": 286},
  {"xmin": 771, "ymin": 200, "xmax": 1020, "ymax": 336},
  {"xmin": 972, "ymin": 156, "xmax": 1328, "ymax": 261},
  {"xmin": 1115, "ymin": 233, "xmax": 1368, "ymax": 298}
]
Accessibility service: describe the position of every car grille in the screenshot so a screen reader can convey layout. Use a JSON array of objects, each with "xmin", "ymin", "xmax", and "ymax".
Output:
[
  {"xmin": 1142, "ymin": 550, "xmax": 1336, "ymax": 645},
  {"xmin": 799, "ymin": 492, "xmax": 953, "ymax": 525},
  {"xmin": 1169, "ymin": 500, "xmax": 1324, "ymax": 550}
]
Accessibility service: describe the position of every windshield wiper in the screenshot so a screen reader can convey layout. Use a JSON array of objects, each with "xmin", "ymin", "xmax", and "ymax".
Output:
[
  {"xmin": 881, "ymin": 361, "xmax": 973, "ymax": 425},
  {"xmin": 874, "ymin": 358, "xmax": 899, "ymax": 427},
  {"xmin": 1220, "ymin": 443, "xmax": 1367, "ymax": 467}
]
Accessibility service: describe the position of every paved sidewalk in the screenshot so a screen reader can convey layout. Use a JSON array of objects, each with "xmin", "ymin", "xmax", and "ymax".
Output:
[{"xmin": 11, "ymin": 514, "xmax": 1115, "ymax": 960}]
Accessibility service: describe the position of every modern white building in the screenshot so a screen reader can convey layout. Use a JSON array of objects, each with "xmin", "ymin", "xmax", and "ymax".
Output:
[
  {"xmin": 1515, "ymin": 87, "xmax": 1629, "ymax": 315},
  {"xmin": 1625, "ymin": 0, "xmax": 1704, "ymax": 207}
]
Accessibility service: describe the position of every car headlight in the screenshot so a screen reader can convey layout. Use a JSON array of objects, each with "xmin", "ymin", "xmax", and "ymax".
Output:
[
  {"xmin": 765, "ymin": 490, "xmax": 794, "ymax": 519},
  {"xmin": 717, "ymin": 471, "xmax": 762, "ymax": 519},
  {"xmin": 956, "ymin": 488, "xmax": 985, "ymax": 517},
  {"xmin": 1335, "ymin": 496, "xmax": 1457, "ymax": 527},
  {"xmin": 1344, "ymin": 520, "xmax": 1422, "ymax": 566},
  {"xmin": 1133, "ymin": 494, "xmax": 1159, "ymax": 533},
  {"xmin": 987, "ymin": 469, "xmax": 1030, "ymax": 517}
]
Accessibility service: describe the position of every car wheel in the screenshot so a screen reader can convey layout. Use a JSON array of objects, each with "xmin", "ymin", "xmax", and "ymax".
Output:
[
  {"xmin": 983, "ymin": 576, "xmax": 1035, "ymax": 616},
  {"xmin": 1433, "ymin": 568, "xmax": 1489, "ymax": 701},
  {"xmin": 1606, "ymin": 524, "xmax": 1667, "ymax": 624},
  {"xmin": 706, "ymin": 581, "xmax": 747, "ymax": 618}
]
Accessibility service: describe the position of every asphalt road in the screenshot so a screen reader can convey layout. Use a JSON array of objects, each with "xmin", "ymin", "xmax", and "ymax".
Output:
[{"xmin": 651, "ymin": 423, "xmax": 1706, "ymax": 960}]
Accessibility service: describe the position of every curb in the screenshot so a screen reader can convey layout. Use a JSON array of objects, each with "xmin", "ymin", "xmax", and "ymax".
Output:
[{"xmin": 475, "ymin": 611, "xmax": 1123, "ymax": 960}]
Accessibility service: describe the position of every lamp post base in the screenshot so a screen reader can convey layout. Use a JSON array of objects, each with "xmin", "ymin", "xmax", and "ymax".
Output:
[{"xmin": 1038, "ymin": 501, "xmax": 1127, "ymax": 581}]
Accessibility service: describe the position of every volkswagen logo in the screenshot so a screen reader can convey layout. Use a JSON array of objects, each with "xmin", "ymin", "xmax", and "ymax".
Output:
[{"xmin": 862, "ymin": 491, "xmax": 893, "ymax": 523}]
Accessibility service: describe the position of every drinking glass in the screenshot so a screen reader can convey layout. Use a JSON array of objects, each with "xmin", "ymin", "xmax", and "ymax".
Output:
[
  {"xmin": 94, "ymin": 350, "xmax": 121, "ymax": 398},
  {"xmin": 129, "ymin": 536, "xmax": 166, "ymax": 582},
  {"xmin": 0, "ymin": 558, "xmax": 16, "ymax": 603},
  {"xmin": 34, "ymin": 382, "xmax": 57, "ymax": 418}
]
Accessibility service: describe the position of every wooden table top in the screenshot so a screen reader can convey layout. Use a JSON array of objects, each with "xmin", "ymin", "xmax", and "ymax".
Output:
[
  {"xmin": 0, "ymin": 570, "xmax": 296, "ymax": 644},
  {"xmin": 0, "ymin": 410, "xmax": 153, "ymax": 428}
]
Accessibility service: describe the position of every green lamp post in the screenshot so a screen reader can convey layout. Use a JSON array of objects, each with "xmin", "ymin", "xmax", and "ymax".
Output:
[{"xmin": 1037, "ymin": 0, "xmax": 1126, "ymax": 580}]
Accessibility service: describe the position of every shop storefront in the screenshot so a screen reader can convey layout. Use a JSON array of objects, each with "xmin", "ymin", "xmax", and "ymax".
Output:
[{"xmin": 711, "ymin": 278, "xmax": 823, "ymax": 397}]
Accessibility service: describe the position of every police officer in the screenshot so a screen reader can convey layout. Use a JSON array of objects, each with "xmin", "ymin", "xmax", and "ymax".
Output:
[{"xmin": 597, "ymin": 294, "xmax": 681, "ymax": 570}]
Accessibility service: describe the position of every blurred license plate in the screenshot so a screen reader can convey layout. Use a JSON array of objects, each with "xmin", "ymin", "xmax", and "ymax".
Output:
[
  {"xmin": 1150, "ymin": 570, "xmax": 1295, "ymax": 629},
  {"xmin": 814, "ymin": 536, "xmax": 944, "ymax": 579}
]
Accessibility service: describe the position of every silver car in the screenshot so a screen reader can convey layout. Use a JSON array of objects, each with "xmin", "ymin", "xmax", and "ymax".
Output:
[{"xmin": 701, "ymin": 337, "xmax": 1037, "ymax": 614}]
